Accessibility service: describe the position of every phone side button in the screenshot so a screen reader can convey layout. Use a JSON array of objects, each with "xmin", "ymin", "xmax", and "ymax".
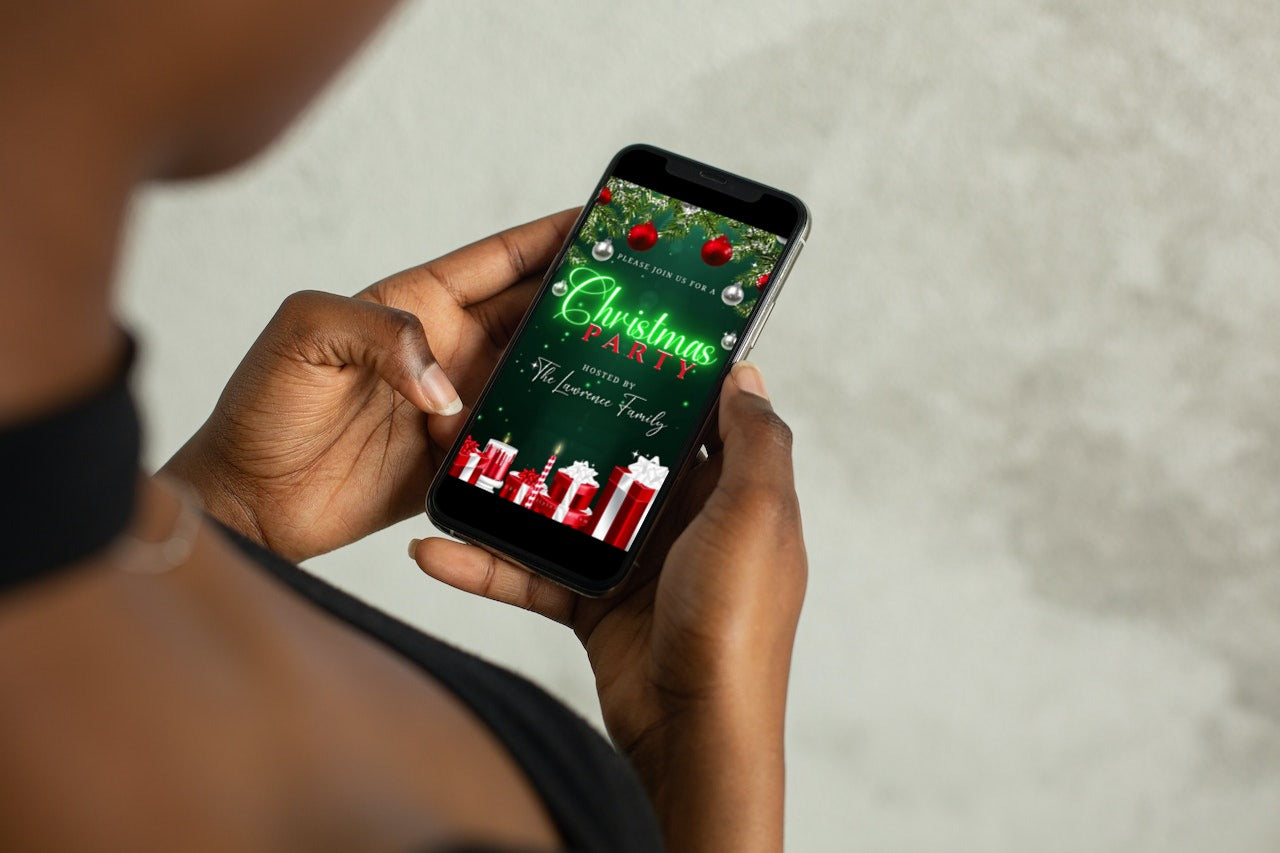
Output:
[
  {"xmin": 741, "ymin": 301, "xmax": 775, "ymax": 354},
  {"xmin": 769, "ymin": 242, "xmax": 803, "ymax": 299}
]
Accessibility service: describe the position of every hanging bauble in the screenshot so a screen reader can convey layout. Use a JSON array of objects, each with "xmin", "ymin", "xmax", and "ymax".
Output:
[
  {"xmin": 756, "ymin": 273, "xmax": 770, "ymax": 289},
  {"xmin": 591, "ymin": 238, "xmax": 614, "ymax": 261},
  {"xmin": 627, "ymin": 221, "xmax": 658, "ymax": 251},
  {"xmin": 597, "ymin": 186, "xmax": 612, "ymax": 205},
  {"xmin": 701, "ymin": 235, "xmax": 734, "ymax": 267},
  {"xmin": 551, "ymin": 280, "xmax": 568, "ymax": 297},
  {"xmin": 720, "ymin": 283, "xmax": 745, "ymax": 306},
  {"xmin": 721, "ymin": 332, "xmax": 738, "ymax": 350}
]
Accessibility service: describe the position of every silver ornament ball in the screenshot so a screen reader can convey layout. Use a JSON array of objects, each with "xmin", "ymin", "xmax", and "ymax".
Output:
[
  {"xmin": 550, "ymin": 280, "xmax": 568, "ymax": 297},
  {"xmin": 591, "ymin": 238, "xmax": 614, "ymax": 262},
  {"xmin": 720, "ymin": 332, "xmax": 738, "ymax": 350},
  {"xmin": 720, "ymin": 283, "xmax": 745, "ymax": 306}
]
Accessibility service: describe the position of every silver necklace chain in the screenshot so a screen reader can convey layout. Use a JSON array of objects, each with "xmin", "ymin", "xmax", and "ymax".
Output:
[{"xmin": 110, "ymin": 477, "xmax": 204, "ymax": 575}]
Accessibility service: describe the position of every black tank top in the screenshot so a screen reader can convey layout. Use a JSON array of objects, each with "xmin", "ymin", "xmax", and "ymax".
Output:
[
  {"xmin": 0, "ymin": 343, "xmax": 664, "ymax": 852},
  {"xmin": 222, "ymin": 524, "xmax": 664, "ymax": 852}
]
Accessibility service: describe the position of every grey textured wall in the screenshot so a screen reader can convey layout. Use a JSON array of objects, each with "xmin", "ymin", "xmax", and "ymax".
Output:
[{"xmin": 121, "ymin": 2, "xmax": 1280, "ymax": 850}]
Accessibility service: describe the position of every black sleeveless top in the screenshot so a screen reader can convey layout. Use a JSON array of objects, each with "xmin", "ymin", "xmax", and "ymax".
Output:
[
  {"xmin": 0, "ymin": 344, "xmax": 664, "ymax": 853},
  {"xmin": 223, "ymin": 525, "xmax": 664, "ymax": 852}
]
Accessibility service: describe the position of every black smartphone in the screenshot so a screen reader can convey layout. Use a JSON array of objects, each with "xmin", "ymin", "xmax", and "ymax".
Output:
[{"xmin": 427, "ymin": 144, "xmax": 809, "ymax": 596}]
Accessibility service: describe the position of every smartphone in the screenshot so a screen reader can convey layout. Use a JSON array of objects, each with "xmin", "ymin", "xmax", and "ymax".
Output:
[{"xmin": 427, "ymin": 144, "xmax": 809, "ymax": 596}]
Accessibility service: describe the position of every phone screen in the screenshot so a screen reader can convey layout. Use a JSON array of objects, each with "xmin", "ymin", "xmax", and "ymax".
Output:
[{"xmin": 430, "ymin": 145, "xmax": 806, "ymax": 594}]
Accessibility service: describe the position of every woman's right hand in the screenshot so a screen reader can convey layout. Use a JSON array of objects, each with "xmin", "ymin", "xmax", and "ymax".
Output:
[{"xmin": 412, "ymin": 363, "xmax": 808, "ymax": 853}]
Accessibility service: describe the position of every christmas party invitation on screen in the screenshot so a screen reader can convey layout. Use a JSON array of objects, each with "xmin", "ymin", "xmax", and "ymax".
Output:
[{"xmin": 447, "ymin": 177, "xmax": 784, "ymax": 550}]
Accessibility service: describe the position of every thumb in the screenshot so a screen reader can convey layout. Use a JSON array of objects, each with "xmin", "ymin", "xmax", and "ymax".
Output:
[
  {"xmin": 271, "ymin": 290, "xmax": 461, "ymax": 415},
  {"xmin": 715, "ymin": 361, "xmax": 797, "ymax": 500}
]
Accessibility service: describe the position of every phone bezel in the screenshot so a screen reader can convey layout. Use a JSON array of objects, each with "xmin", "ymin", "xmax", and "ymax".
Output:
[{"xmin": 427, "ymin": 144, "xmax": 809, "ymax": 597}]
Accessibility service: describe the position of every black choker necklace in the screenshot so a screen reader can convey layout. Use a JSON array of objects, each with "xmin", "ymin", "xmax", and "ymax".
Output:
[{"xmin": 0, "ymin": 337, "xmax": 140, "ymax": 590}]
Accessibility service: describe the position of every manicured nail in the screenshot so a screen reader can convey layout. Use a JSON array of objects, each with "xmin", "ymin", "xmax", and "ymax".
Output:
[
  {"xmin": 408, "ymin": 538, "xmax": 421, "ymax": 560},
  {"xmin": 731, "ymin": 361, "xmax": 770, "ymax": 400},
  {"xmin": 420, "ymin": 364, "xmax": 462, "ymax": 415}
]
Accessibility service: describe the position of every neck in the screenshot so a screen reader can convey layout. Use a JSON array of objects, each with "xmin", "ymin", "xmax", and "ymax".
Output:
[{"xmin": 0, "ymin": 70, "xmax": 137, "ymax": 424}]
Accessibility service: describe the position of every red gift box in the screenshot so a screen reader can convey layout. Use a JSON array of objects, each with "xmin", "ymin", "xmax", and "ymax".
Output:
[
  {"xmin": 529, "ymin": 460, "xmax": 598, "ymax": 524},
  {"xmin": 588, "ymin": 455, "xmax": 669, "ymax": 550},
  {"xmin": 449, "ymin": 435, "xmax": 487, "ymax": 485},
  {"xmin": 499, "ymin": 469, "xmax": 541, "ymax": 505},
  {"xmin": 531, "ymin": 493, "xmax": 593, "ymax": 531},
  {"xmin": 547, "ymin": 468, "xmax": 599, "ymax": 511}
]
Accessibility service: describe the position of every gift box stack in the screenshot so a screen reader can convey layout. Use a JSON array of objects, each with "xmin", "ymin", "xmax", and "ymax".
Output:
[
  {"xmin": 498, "ymin": 468, "xmax": 541, "ymax": 505},
  {"xmin": 452, "ymin": 435, "xmax": 668, "ymax": 547},
  {"xmin": 529, "ymin": 460, "xmax": 599, "ymax": 531},
  {"xmin": 449, "ymin": 436, "xmax": 517, "ymax": 492},
  {"xmin": 588, "ymin": 455, "xmax": 669, "ymax": 549},
  {"xmin": 448, "ymin": 436, "xmax": 485, "ymax": 483}
]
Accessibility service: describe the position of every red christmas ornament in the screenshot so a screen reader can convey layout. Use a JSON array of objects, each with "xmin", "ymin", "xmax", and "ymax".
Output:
[
  {"xmin": 597, "ymin": 186, "xmax": 612, "ymax": 204},
  {"xmin": 701, "ymin": 235, "xmax": 734, "ymax": 267},
  {"xmin": 756, "ymin": 273, "xmax": 770, "ymax": 289},
  {"xmin": 626, "ymin": 221, "xmax": 658, "ymax": 251}
]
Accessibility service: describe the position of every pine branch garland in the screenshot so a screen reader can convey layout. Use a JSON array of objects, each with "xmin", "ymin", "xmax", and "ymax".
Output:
[{"xmin": 564, "ymin": 178, "xmax": 785, "ymax": 315}]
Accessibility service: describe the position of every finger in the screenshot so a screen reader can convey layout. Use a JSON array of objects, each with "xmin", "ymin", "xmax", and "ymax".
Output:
[
  {"xmin": 409, "ymin": 537, "xmax": 578, "ymax": 626},
  {"xmin": 274, "ymin": 290, "xmax": 461, "ymax": 415},
  {"xmin": 467, "ymin": 278, "xmax": 540, "ymax": 348},
  {"xmin": 398, "ymin": 208, "xmax": 579, "ymax": 309},
  {"xmin": 674, "ymin": 451, "xmax": 724, "ymax": 520},
  {"xmin": 693, "ymin": 401, "xmax": 723, "ymax": 459},
  {"xmin": 639, "ymin": 450, "xmax": 723, "ymax": 563},
  {"xmin": 425, "ymin": 400, "xmax": 474, "ymax": 462},
  {"xmin": 714, "ymin": 361, "xmax": 798, "ymax": 503}
]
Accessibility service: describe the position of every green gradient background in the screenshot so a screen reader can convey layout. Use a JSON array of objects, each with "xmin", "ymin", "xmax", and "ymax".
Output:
[{"xmin": 470, "ymin": 196, "xmax": 772, "ymax": 480}]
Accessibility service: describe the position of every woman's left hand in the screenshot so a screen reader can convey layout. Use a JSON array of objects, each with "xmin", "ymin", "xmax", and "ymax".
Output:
[{"xmin": 163, "ymin": 209, "xmax": 577, "ymax": 562}]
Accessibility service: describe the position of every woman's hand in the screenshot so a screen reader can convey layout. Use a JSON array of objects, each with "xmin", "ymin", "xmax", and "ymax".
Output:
[
  {"xmin": 163, "ymin": 209, "xmax": 578, "ymax": 562},
  {"xmin": 410, "ymin": 363, "xmax": 808, "ymax": 853}
]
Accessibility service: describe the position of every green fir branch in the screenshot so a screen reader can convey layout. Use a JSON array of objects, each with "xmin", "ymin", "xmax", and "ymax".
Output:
[{"xmin": 568, "ymin": 178, "xmax": 783, "ymax": 278}]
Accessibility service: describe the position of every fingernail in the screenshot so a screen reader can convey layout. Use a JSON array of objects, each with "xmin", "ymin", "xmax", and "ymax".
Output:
[
  {"xmin": 408, "ymin": 538, "xmax": 421, "ymax": 560},
  {"xmin": 420, "ymin": 364, "xmax": 462, "ymax": 415},
  {"xmin": 731, "ymin": 361, "xmax": 770, "ymax": 400}
]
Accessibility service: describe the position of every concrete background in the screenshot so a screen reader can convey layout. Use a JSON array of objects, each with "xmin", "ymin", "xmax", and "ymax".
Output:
[{"xmin": 119, "ymin": 2, "xmax": 1280, "ymax": 850}]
